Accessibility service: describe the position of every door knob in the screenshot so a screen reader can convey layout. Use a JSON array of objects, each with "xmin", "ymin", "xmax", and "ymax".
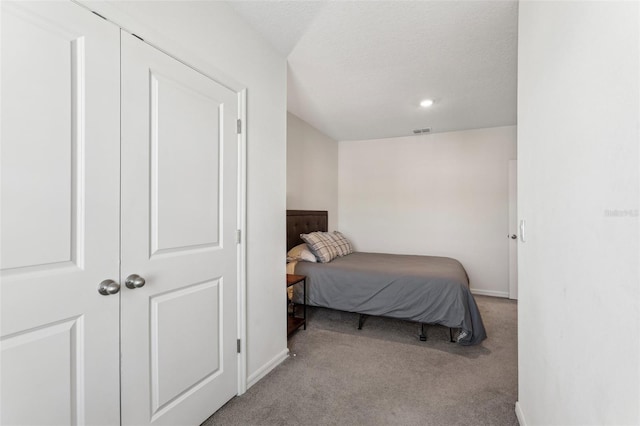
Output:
[
  {"xmin": 98, "ymin": 279, "xmax": 121, "ymax": 296},
  {"xmin": 125, "ymin": 274, "xmax": 146, "ymax": 289},
  {"xmin": 510, "ymin": 234, "xmax": 517, "ymax": 240}
]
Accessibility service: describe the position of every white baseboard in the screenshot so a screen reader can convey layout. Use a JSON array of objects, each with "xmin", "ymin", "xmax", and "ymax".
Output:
[
  {"xmin": 470, "ymin": 288, "xmax": 510, "ymax": 298},
  {"xmin": 515, "ymin": 401, "xmax": 527, "ymax": 426},
  {"xmin": 246, "ymin": 348, "xmax": 289, "ymax": 390}
]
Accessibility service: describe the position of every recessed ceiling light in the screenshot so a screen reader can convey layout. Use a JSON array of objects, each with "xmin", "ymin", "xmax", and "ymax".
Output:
[{"xmin": 420, "ymin": 99, "xmax": 434, "ymax": 108}]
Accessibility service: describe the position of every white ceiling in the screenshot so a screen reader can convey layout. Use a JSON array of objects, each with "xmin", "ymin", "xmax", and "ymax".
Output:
[{"xmin": 228, "ymin": 1, "xmax": 518, "ymax": 141}]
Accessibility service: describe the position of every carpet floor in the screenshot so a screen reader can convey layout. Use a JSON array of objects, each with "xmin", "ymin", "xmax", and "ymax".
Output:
[{"xmin": 203, "ymin": 296, "xmax": 518, "ymax": 426}]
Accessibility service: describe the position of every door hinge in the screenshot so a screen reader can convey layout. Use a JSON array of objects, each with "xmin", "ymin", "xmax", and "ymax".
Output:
[
  {"xmin": 237, "ymin": 119, "xmax": 242, "ymax": 134},
  {"xmin": 237, "ymin": 339, "xmax": 241, "ymax": 353},
  {"xmin": 236, "ymin": 229, "xmax": 241, "ymax": 244}
]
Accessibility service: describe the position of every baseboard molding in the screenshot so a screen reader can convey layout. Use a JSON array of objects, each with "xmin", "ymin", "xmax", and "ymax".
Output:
[
  {"xmin": 470, "ymin": 288, "xmax": 510, "ymax": 298},
  {"xmin": 246, "ymin": 348, "xmax": 289, "ymax": 390},
  {"xmin": 515, "ymin": 401, "xmax": 527, "ymax": 426}
]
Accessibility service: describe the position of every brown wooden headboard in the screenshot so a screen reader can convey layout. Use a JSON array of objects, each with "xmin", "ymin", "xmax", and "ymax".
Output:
[{"xmin": 286, "ymin": 210, "xmax": 328, "ymax": 251}]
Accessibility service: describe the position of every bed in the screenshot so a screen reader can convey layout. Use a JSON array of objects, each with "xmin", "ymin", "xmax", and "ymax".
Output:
[{"xmin": 287, "ymin": 210, "xmax": 487, "ymax": 345}]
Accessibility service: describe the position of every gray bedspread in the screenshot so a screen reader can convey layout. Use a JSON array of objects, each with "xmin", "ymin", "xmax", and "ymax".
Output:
[{"xmin": 294, "ymin": 252, "xmax": 487, "ymax": 345}]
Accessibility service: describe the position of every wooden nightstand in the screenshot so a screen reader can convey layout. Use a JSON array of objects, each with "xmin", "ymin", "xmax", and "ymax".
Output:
[{"xmin": 286, "ymin": 274, "xmax": 306, "ymax": 336}]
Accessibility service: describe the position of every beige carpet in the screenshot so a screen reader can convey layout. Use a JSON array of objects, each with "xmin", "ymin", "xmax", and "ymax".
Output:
[{"xmin": 203, "ymin": 296, "xmax": 518, "ymax": 426}]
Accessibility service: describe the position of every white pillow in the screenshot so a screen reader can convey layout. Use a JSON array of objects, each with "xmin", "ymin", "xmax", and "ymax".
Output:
[{"xmin": 287, "ymin": 243, "xmax": 317, "ymax": 263}]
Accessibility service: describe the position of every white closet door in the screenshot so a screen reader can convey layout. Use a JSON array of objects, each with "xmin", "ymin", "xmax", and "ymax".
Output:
[
  {"xmin": 120, "ymin": 33, "xmax": 239, "ymax": 426},
  {"xmin": 0, "ymin": 2, "xmax": 121, "ymax": 425}
]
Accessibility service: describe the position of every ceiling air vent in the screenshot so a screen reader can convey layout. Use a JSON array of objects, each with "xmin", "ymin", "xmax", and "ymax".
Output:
[{"xmin": 412, "ymin": 128, "xmax": 431, "ymax": 135}]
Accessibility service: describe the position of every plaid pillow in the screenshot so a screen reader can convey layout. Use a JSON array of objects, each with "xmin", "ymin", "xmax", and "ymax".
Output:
[
  {"xmin": 300, "ymin": 232, "xmax": 338, "ymax": 263},
  {"xmin": 327, "ymin": 231, "xmax": 353, "ymax": 256}
]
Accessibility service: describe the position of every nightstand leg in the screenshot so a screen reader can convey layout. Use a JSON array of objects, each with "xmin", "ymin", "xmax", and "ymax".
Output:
[{"xmin": 419, "ymin": 323, "xmax": 427, "ymax": 341}]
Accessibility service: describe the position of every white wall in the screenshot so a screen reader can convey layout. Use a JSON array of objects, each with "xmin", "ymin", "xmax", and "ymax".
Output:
[
  {"xmin": 82, "ymin": 0, "xmax": 288, "ymax": 386},
  {"xmin": 339, "ymin": 126, "xmax": 516, "ymax": 297},
  {"xmin": 517, "ymin": 1, "xmax": 639, "ymax": 425},
  {"xmin": 287, "ymin": 112, "xmax": 339, "ymax": 231}
]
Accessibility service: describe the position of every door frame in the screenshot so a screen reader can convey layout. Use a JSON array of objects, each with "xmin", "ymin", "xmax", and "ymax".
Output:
[
  {"xmin": 72, "ymin": 0, "xmax": 249, "ymax": 395},
  {"xmin": 236, "ymin": 89, "xmax": 247, "ymax": 395}
]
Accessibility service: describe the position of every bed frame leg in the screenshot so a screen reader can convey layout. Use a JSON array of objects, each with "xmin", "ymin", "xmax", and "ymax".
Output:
[
  {"xmin": 358, "ymin": 314, "xmax": 366, "ymax": 330},
  {"xmin": 449, "ymin": 328, "xmax": 455, "ymax": 343},
  {"xmin": 419, "ymin": 323, "xmax": 427, "ymax": 341}
]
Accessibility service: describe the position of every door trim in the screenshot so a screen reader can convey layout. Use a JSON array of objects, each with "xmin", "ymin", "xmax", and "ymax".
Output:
[{"xmin": 72, "ymin": 0, "xmax": 249, "ymax": 395}]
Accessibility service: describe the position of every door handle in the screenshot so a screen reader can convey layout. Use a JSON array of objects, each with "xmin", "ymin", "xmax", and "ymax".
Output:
[
  {"xmin": 98, "ymin": 279, "xmax": 121, "ymax": 296},
  {"xmin": 125, "ymin": 274, "xmax": 146, "ymax": 289},
  {"xmin": 510, "ymin": 234, "xmax": 517, "ymax": 239}
]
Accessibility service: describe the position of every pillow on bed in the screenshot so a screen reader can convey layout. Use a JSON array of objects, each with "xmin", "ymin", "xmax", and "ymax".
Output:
[
  {"xmin": 328, "ymin": 231, "xmax": 354, "ymax": 256},
  {"xmin": 300, "ymin": 232, "xmax": 338, "ymax": 263},
  {"xmin": 287, "ymin": 243, "xmax": 317, "ymax": 263}
]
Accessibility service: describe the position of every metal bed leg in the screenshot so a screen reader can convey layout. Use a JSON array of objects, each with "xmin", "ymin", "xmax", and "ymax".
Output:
[
  {"xmin": 358, "ymin": 314, "xmax": 366, "ymax": 330},
  {"xmin": 449, "ymin": 328, "xmax": 455, "ymax": 343},
  {"xmin": 419, "ymin": 323, "xmax": 427, "ymax": 341}
]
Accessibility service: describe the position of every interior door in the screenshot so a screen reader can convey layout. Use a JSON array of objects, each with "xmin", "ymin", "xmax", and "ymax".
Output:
[
  {"xmin": 120, "ymin": 32, "xmax": 239, "ymax": 426},
  {"xmin": 508, "ymin": 159, "xmax": 518, "ymax": 300},
  {"xmin": 0, "ymin": 2, "xmax": 121, "ymax": 425}
]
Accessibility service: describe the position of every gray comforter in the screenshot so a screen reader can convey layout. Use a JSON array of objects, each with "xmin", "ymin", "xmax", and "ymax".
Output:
[{"xmin": 294, "ymin": 252, "xmax": 487, "ymax": 345}]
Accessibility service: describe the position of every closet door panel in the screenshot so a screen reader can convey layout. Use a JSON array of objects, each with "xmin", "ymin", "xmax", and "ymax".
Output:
[
  {"xmin": 120, "ymin": 32, "xmax": 239, "ymax": 426},
  {"xmin": 0, "ymin": 2, "xmax": 121, "ymax": 425},
  {"xmin": 151, "ymin": 71, "xmax": 221, "ymax": 253}
]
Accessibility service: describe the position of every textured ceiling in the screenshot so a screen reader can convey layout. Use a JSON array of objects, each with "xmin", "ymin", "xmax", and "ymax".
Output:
[{"xmin": 228, "ymin": 1, "xmax": 518, "ymax": 141}]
